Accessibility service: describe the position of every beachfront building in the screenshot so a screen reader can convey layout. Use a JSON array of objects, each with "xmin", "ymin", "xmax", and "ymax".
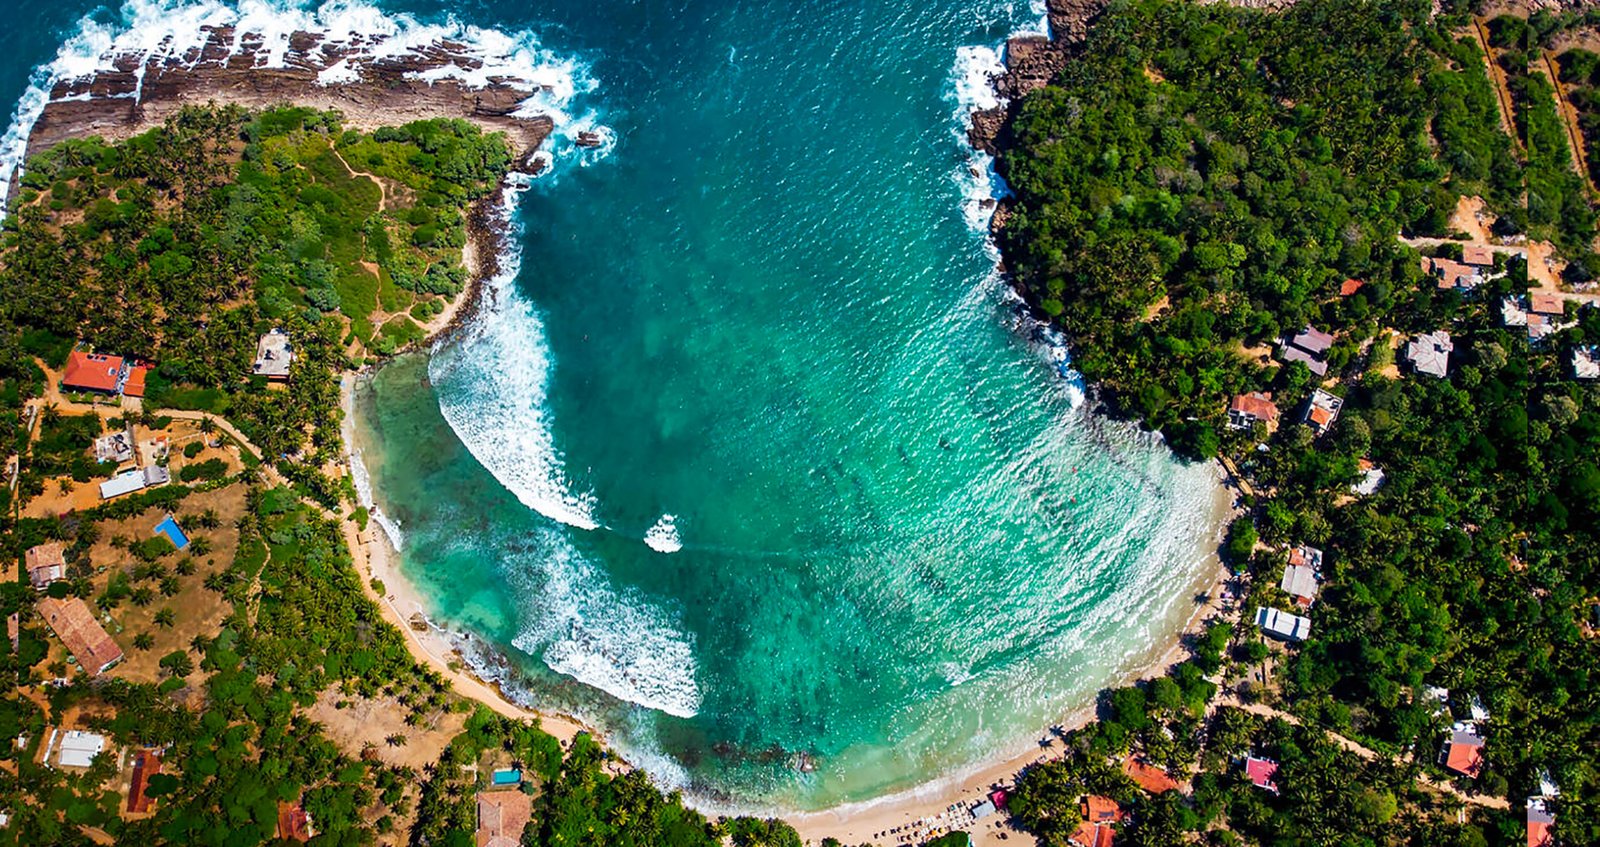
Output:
[
  {"xmin": 253, "ymin": 329, "xmax": 294, "ymax": 382},
  {"xmin": 1070, "ymin": 795, "xmax": 1123, "ymax": 847},
  {"xmin": 37, "ymin": 596, "xmax": 122, "ymax": 676},
  {"xmin": 1352, "ymin": 458, "xmax": 1386, "ymax": 496},
  {"xmin": 1281, "ymin": 546, "xmax": 1322, "ymax": 608},
  {"xmin": 1123, "ymin": 755, "xmax": 1181, "ymax": 793},
  {"xmin": 25, "ymin": 542, "xmax": 67, "ymax": 591},
  {"xmin": 1441, "ymin": 725, "xmax": 1486, "ymax": 778},
  {"xmin": 1278, "ymin": 326, "xmax": 1335, "ymax": 377},
  {"xmin": 93, "ymin": 429, "xmax": 134, "ymax": 464},
  {"xmin": 1255, "ymin": 606, "xmax": 1312, "ymax": 642},
  {"xmin": 1302, "ymin": 389, "xmax": 1343, "ymax": 435},
  {"xmin": 1422, "ymin": 255, "xmax": 1482, "ymax": 292},
  {"xmin": 53, "ymin": 730, "xmax": 108, "ymax": 769},
  {"xmin": 1228, "ymin": 392, "xmax": 1279, "ymax": 432},
  {"xmin": 476, "ymin": 789, "xmax": 532, "ymax": 847},
  {"xmin": 1244, "ymin": 756, "xmax": 1281, "ymax": 794},
  {"xmin": 1573, "ymin": 346, "xmax": 1599, "ymax": 380},
  {"xmin": 1406, "ymin": 330, "xmax": 1453, "ymax": 378}
]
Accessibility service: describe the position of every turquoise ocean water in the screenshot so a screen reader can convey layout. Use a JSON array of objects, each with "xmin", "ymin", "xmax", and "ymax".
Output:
[{"xmin": 1, "ymin": 0, "xmax": 1227, "ymax": 811}]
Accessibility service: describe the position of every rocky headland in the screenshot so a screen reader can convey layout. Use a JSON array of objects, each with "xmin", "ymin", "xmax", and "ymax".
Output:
[{"xmin": 23, "ymin": 26, "xmax": 555, "ymax": 172}]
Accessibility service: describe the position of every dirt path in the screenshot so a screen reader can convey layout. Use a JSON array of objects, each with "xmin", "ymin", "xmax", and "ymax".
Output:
[
  {"xmin": 1210, "ymin": 693, "xmax": 1510, "ymax": 810},
  {"xmin": 1474, "ymin": 19, "xmax": 1525, "ymax": 158},
  {"xmin": 1540, "ymin": 49, "xmax": 1595, "ymax": 194}
]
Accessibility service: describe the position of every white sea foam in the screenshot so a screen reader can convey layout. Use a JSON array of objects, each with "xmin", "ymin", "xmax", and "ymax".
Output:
[
  {"xmin": 946, "ymin": 45, "xmax": 1010, "ymax": 233},
  {"xmin": 506, "ymin": 529, "xmax": 702, "ymax": 718},
  {"xmin": 428, "ymin": 222, "xmax": 602, "ymax": 531},
  {"xmin": 0, "ymin": 0, "xmax": 609, "ymax": 208},
  {"xmin": 643, "ymin": 514, "xmax": 682, "ymax": 553}
]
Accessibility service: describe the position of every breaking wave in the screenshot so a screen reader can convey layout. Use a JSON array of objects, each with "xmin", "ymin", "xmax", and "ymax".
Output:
[
  {"xmin": 507, "ymin": 528, "xmax": 702, "ymax": 718},
  {"xmin": 643, "ymin": 514, "xmax": 682, "ymax": 553},
  {"xmin": 0, "ymin": 0, "xmax": 607, "ymax": 207}
]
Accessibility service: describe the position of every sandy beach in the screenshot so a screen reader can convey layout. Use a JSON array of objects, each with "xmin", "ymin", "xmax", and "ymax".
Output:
[{"xmin": 787, "ymin": 474, "xmax": 1238, "ymax": 846}]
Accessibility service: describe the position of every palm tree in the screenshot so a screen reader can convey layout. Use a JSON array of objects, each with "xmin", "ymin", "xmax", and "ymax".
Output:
[{"xmin": 385, "ymin": 733, "xmax": 407, "ymax": 748}]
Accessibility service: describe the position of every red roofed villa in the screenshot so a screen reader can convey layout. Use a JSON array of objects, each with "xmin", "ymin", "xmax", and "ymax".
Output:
[
  {"xmin": 1228, "ymin": 392, "xmax": 1279, "ymax": 431},
  {"xmin": 1245, "ymin": 756, "xmax": 1280, "ymax": 794},
  {"xmin": 1124, "ymin": 755, "xmax": 1182, "ymax": 793},
  {"xmin": 1443, "ymin": 728, "xmax": 1486, "ymax": 778},
  {"xmin": 1527, "ymin": 798, "xmax": 1555, "ymax": 847},
  {"xmin": 1339, "ymin": 278, "xmax": 1365, "ymax": 297},
  {"xmin": 1461, "ymin": 245, "xmax": 1495, "ymax": 267},
  {"xmin": 62, "ymin": 351, "xmax": 125, "ymax": 394},
  {"xmin": 37, "ymin": 595, "xmax": 122, "ymax": 676},
  {"xmin": 127, "ymin": 749, "xmax": 163, "ymax": 814},
  {"xmin": 1070, "ymin": 795, "xmax": 1124, "ymax": 847},
  {"xmin": 1529, "ymin": 293, "xmax": 1565, "ymax": 317},
  {"xmin": 476, "ymin": 790, "xmax": 533, "ymax": 847}
]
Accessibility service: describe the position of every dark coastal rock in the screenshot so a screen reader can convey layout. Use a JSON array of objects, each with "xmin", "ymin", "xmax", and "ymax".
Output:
[{"xmin": 25, "ymin": 25, "xmax": 555, "ymax": 171}]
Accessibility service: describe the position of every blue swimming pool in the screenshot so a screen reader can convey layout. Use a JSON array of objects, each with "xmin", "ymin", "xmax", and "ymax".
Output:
[
  {"xmin": 490, "ymin": 768, "xmax": 521, "ymax": 786},
  {"xmin": 153, "ymin": 516, "xmax": 189, "ymax": 550}
]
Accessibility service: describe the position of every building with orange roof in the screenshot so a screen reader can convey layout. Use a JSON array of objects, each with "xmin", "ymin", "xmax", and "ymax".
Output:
[
  {"xmin": 1302, "ymin": 389, "xmax": 1342, "ymax": 435},
  {"xmin": 1442, "ymin": 727, "xmax": 1485, "ymax": 778},
  {"xmin": 127, "ymin": 749, "xmax": 163, "ymax": 814},
  {"xmin": 476, "ymin": 790, "xmax": 533, "ymax": 847},
  {"xmin": 37, "ymin": 596, "xmax": 122, "ymax": 675},
  {"xmin": 1526, "ymin": 797, "xmax": 1555, "ymax": 847},
  {"xmin": 1529, "ymin": 293, "xmax": 1565, "ymax": 317},
  {"xmin": 277, "ymin": 800, "xmax": 313, "ymax": 842},
  {"xmin": 25, "ymin": 542, "xmax": 67, "ymax": 591},
  {"xmin": 1123, "ymin": 756, "xmax": 1181, "ymax": 793},
  {"xmin": 122, "ymin": 363, "xmax": 150, "ymax": 398},
  {"xmin": 1461, "ymin": 245, "xmax": 1495, "ymax": 267},
  {"xmin": 1070, "ymin": 795, "xmax": 1123, "ymax": 847},
  {"xmin": 62, "ymin": 351, "xmax": 124, "ymax": 394},
  {"xmin": 1339, "ymin": 278, "xmax": 1365, "ymax": 297},
  {"xmin": 1228, "ymin": 392, "xmax": 1279, "ymax": 431}
]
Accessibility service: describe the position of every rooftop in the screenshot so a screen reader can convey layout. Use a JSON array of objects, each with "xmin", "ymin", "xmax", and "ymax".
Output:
[
  {"xmin": 1461, "ymin": 244, "xmax": 1495, "ymax": 266},
  {"xmin": 1255, "ymin": 606, "xmax": 1312, "ymax": 642},
  {"xmin": 1281, "ymin": 564, "xmax": 1320, "ymax": 606},
  {"xmin": 62, "ymin": 351, "xmax": 124, "ymax": 394},
  {"xmin": 1245, "ymin": 756, "xmax": 1280, "ymax": 793},
  {"xmin": 1574, "ymin": 347, "xmax": 1599, "ymax": 380},
  {"xmin": 1529, "ymin": 293, "xmax": 1564, "ymax": 316},
  {"xmin": 1123, "ymin": 756, "xmax": 1181, "ymax": 793},
  {"xmin": 1339, "ymin": 278, "xmax": 1365, "ymax": 297},
  {"xmin": 476, "ymin": 790, "xmax": 533, "ymax": 847},
  {"xmin": 37, "ymin": 596, "xmax": 122, "ymax": 675},
  {"xmin": 1443, "ymin": 727, "xmax": 1485, "ymax": 778},
  {"xmin": 253, "ymin": 329, "xmax": 294, "ymax": 380},
  {"xmin": 56, "ymin": 730, "xmax": 107, "ymax": 769},
  {"xmin": 127, "ymin": 749, "xmax": 163, "ymax": 814},
  {"xmin": 1406, "ymin": 330, "xmax": 1452, "ymax": 378},
  {"xmin": 25, "ymin": 542, "xmax": 67, "ymax": 591},
  {"xmin": 1229, "ymin": 392, "xmax": 1279, "ymax": 428}
]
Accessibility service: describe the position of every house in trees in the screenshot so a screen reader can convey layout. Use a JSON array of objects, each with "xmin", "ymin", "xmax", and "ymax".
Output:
[
  {"xmin": 61, "ymin": 351, "xmax": 124, "ymax": 395},
  {"xmin": 127, "ymin": 749, "xmax": 163, "ymax": 814},
  {"xmin": 1460, "ymin": 245, "xmax": 1496, "ymax": 267},
  {"xmin": 276, "ymin": 800, "xmax": 313, "ymax": 842},
  {"xmin": 1572, "ymin": 346, "xmax": 1599, "ymax": 380},
  {"xmin": 1351, "ymin": 458, "xmax": 1385, "ymax": 496},
  {"xmin": 1302, "ymin": 389, "xmax": 1343, "ymax": 435},
  {"xmin": 1527, "ymin": 294, "xmax": 1569, "ymax": 343},
  {"xmin": 1405, "ymin": 330, "xmax": 1452, "ymax": 378},
  {"xmin": 1228, "ymin": 392, "xmax": 1279, "ymax": 431},
  {"xmin": 1422, "ymin": 256, "xmax": 1481, "ymax": 291},
  {"xmin": 476, "ymin": 789, "xmax": 532, "ymax": 847},
  {"xmin": 1339, "ymin": 278, "xmax": 1366, "ymax": 297},
  {"xmin": 93, "ymin": 429, "xmax": 134, "ymax": 464},
  {"xmin": 1244, "ymin": 756, "xmax": 1281, "ymax": 794},
  {"xmin": 1255, "ymin": 606, "xmax": 1311, "ymax": 642},
  {"xmin": 1281, "ymin": 546, "xmax": 1323, "ymax": 608},
  {"xmin": 1123, "ymin": 755, "xmax": 1181, "ymax": 793},
  {"xmin": 1527, "ymin": 798, "xmax": 1555, "ymax": 847},
  {"xmin": 1278, "ymin": 326, "xmax": 1335, "ymax": 377},
  {"xmin": 1440, "ymin": 725, "xmax": 1485, "ymax": 778},
  {"xmin": 25, "ymin": 542, "xmax": 66, "ymax": 591},
  {"xmin": 1070, "ymin": 795, "xmax": 1123, "ymax": 847},
  {"xmin": 253, "ymin": 328, "xmax": 294, "ymax": 382},
  {"xmin": 37, "ymin": 596, "xmax": 122, "ymax": 675}
]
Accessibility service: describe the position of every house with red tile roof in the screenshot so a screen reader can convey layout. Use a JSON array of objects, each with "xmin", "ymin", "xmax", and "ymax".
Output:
[
  {"xmin": 277, "ymin": 800, "xmax": 313, "ymax": 842},
  {"xmin": 1461, "ymin": 245, "xmax": 1495, "ymax": 267},
  {"xmin": 1526, "ymin": 797, "xmax": 1555, "ymax": 847},
  {"xmin": 1070, "ymin": 795, "xmax": 1123, "ymax": 847},
  {"xmin": 1228, "ymin": 392, "xmax": 1279, "ymax": 431},
  {"xmin": 476, "ymin": 790, "xmax": 533, "ymax": 847},
  {"xmin": 1529, "ymin": 293, "xmax": 1565, "ymax": 317},
  {"xmin": 126, "ymin": 749, "xmax": 163, "ymax": 814},
  {"xmin": 1442, "ymin": 726, "xmax": 1485, "ymax": 778},
  {"xmin": 1302, "ymin": 389, "xmax": 1342, "ymax": 435},
  {"xmin": 25, "ymin": 542, "xmax": 67, "ymax": 591},
  {"xmin": 1123, "ymin": 755, "xmax": 1181, "ymax": 793},
  {"xmin": 37, "ymin": 596, "xmax": 122, "ymax": 676},
  {"xmin": 62, "ymin": 351, "xmax": 125, "ymax": 394},
  {"xmin": 122, "ymin": 363, "xmax": 150, "ymax": 398},
  {"xmin": 1245, "ymin": 756, "xmax": 1280, "ymax": 793},
  {"xmin": 1339, "ymin": 278, "xmax": 1365, "ymax": 297}
]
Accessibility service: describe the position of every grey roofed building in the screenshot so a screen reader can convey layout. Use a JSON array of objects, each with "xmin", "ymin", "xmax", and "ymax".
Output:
[
  {"xmin": 93, "ymin": 430, "xmax": 134, "ymax": 464},
  {"xmin": 253, "ymin": 329, "xmax": 294, "ymax": 381},
  {"xmin": 1281, "ymin": 564, "xmax": 1321, "ymax": 606},
  {"xmin": 1255, "ymin": 606, "xmax": 1312, "ymax": 642},
  {"xmin": 1575, "ymin": 346, "xmax": 1600, "ymax": 380},
  {"xmin": 143, "ymin": 465, "xmax": 170, "ymax": 486},
  {"xmin": 1406, "ymin": 330, "xmax": 1453, "ymax": 378},
  {"xmin": 1279, "ymin": 326, "xmax": 1334, "ymax": 376}
]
